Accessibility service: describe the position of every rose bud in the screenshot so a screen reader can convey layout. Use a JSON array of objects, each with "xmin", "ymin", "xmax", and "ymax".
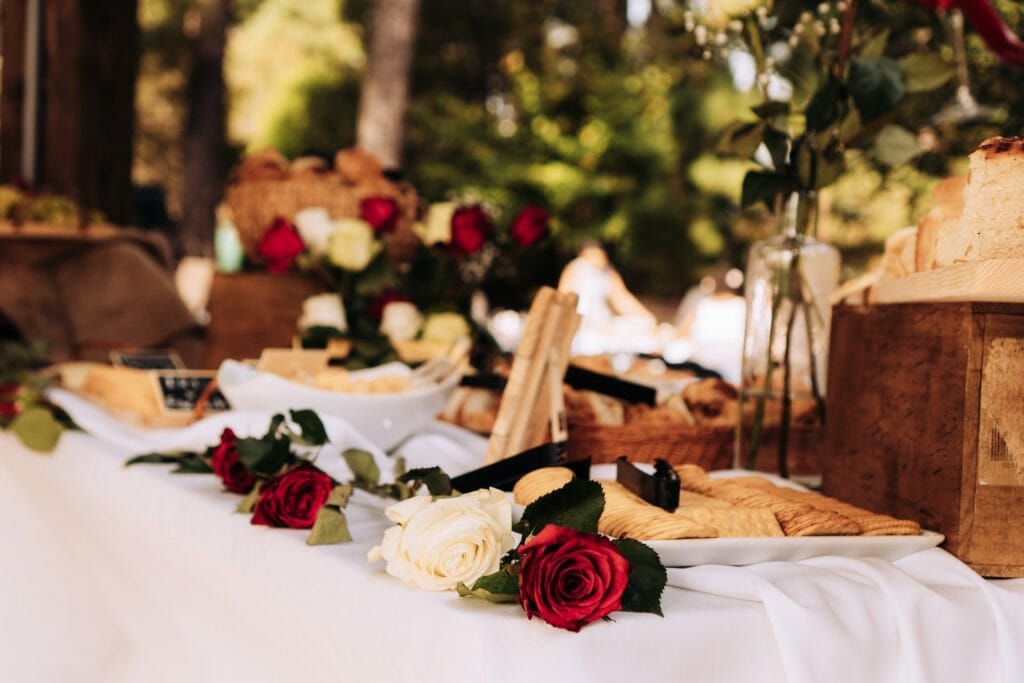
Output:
[
  {"xmin": 251, "ymin": 462, "xmax": 333, "ymax": 529},
  {"xmin": 257, "ymin": 217, "xmax": 305, "ymax": 273},
  {"xmin": 210, "ymin": 427, "xmax": 255, "ymax": 494},
  {"xmin": 0, "ymin": 382, "xmax": 22, "ymax": 419},
  {"xmin": 360, "ymin": 196, "xmax": 400, "ymax": 234},
  {"xmin": 509, "ymin": 205, "xmax": 550, "ymax": 248},
  {"xmin": 517, "ymin": 525, "xmax": 630, "ymax": 632},
  {"xmin": 450, "ymin": 205, "xmax": 493, "ymax": 256}
]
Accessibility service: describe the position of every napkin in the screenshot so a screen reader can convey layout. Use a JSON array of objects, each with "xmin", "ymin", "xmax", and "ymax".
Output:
[{"xmin": 666, "ymin": 549, "xmax": 1024, "ymax": 683}]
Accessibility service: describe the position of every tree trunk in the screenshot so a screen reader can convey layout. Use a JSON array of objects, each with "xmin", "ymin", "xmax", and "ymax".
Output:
[
  {"xmin": 180, "ymin": 0, "xmax": 230, "ymax": 257},
  {"xmin": 356, "ymin": 0, "xmax": 421, "ymax": 170},
  {"xmin": 39, "ymin": 0, "xmax": 138, "ymax": 224}
]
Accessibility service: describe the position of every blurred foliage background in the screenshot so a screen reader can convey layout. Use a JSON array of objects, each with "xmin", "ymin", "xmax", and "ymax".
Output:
[{"xmin": 133, "ymin": 0, "xmax": 1024, "ymax": 301}]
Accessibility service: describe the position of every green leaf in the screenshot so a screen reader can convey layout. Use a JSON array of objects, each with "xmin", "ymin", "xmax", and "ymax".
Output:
[
  {"xmin": 172, "ymin": 455, "xmax": 215, "ymax": 474},
  {"xmin": 900, "ymin": 53, "xmax": 955, "ymax": 93},
  {"xmin": 306, "ymin": 505, "xmax": 352, "ymax": 545},
  {"xmin": 857, "ymin": 28, "xmax": 890, "ymax": 59},
  {"xmin": 457, "ymin": 570, "xmax": 519, "ymax": 602},
  {"xmin": 871, "ymin": 124, "xmax": 921, "ymax": 167},
  {"xmin": 741, "ymin": 171, "xmax": 796, "ymax": 209},
  {"xmin": 265, "ymin": 413, "xmax": 286, "ymax": 438},
  {"xmin": 751, "ymin": 101, "xmax": 789, "ymax": 120},
  {"xmin": 516, "ymin": 479, "xmax": 604, "ymax": 537},
  {"xmin": 762, "ymin": 127, "xmax": 790, "ymax": 171},
  {"xmin": 715, "ymin": 120, "xmax": 766, "ymax": 158},
  {"xmin": 10, "ymin": 407, "xmax": 63, "ymax": 452},
  {"xmin": 399, "ymin": 466, "xmax": 453, "ymax": 496},
  {"xmin": 236, "ymin": 436, "xmax": 292, "ymax": 476},
  {"xmin": 236, "ymin": 481, "xmax": 262, "ymax": 513},
  {"xmin": 342, "ymin": 448, "xmax": 380, "ymax": 486},
  {"xmin": 794, "ymin": 133, "xmax": 845, "ymax": 190},
  {"xmin": 613, "ymin": 538, "xmax": 667, "ymax": 616},
  {"xmin": 125, "ymin": 451, "xmax": 188, "ymax": 466},
  {"xmin": 805, "ymin": 77, "xmax": 847, "ymax": 132},
  {"xmin": 289, "ymin": 409, "xmax": 328, "ymax": 446},
  {"xmin": 849, "ymin": 57, "xmax": 905, "ymax": 121},
  {"xmin": 327, "ymin": 483, "xmax": 353, "ymax": 507}
]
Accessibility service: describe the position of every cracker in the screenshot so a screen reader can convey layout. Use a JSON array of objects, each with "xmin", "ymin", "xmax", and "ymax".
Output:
[
  {"xmin": 678, "ymin": 490, "xmax": 734, "ymax": 509},
  {"xmin": 512, "ymin": 467, "xmax": 575, "ymax": 506},
  {"xmin": 598, "ymin": 480, "xmax": 718, "ymax": 540},
  {"xmin": 754, "ymin": 485, "xmax": 921, "ymax": 537},
  {"xmin": 676, "ymin": 507, "xmax": 784, "ymax": 537},
  {"xmin": 675, "ymin": 465, "xmax": 862, "ymax": 536}
]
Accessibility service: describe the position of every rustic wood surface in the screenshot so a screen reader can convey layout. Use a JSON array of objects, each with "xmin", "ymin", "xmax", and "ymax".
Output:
[
  {"xmin": 824, "ymin": 302, "xmax": 1024, "ymax": 576},
  {"xmin": 871, "ymin": 259, "xmax": 1024, "ymax": 304}
]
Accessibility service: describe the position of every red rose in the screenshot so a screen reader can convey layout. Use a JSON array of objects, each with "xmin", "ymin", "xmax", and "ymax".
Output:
[
  {"xmin": 251, "ymin": 462, "xmax": 333, "ymax": 529},
  {"xmin": 257, "ymin": 217, "xmax": 305, "ymax": 273},
  {"xmin": 0, "ymin": 383, "xmax": 20, "ymax": 418},
  {"xmin": 517, "ymin": 525, "xmax": 630, "ymax": 632},
  {"xmin": 450, "ymin": 205, "xmax": 492, "ymax": 256},
  {"xmin": 210, "ymin": 428, "xmax": 255, "ymax": 494},
  {"xmin": 360, "ymin": 197, "xmax": 400, "ymax": 234},
  {"xmin": 509, "ymin": 205, "xmax": 550, "ymax": 248},
  {"xmin": 909, "ymin": 0, "xmax": 956, "ymax": 8}
]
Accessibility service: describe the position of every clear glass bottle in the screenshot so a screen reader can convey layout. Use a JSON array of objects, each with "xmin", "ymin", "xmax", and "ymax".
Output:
[{"xmin": 735, "ymin": 192, "xmax": 840, "ymax": 483}]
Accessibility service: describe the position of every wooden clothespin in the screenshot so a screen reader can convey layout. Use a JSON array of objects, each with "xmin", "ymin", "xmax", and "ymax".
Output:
[{"xmin": 484, "ymin": 286, "xmax": 580, "ymax": 464}]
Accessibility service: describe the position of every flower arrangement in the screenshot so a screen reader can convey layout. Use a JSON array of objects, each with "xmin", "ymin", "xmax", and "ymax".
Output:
[
  {"xmin": 0, "ymin": 341, "xmax": 70, "ymax": 452},
  {"xmin": 127, "ymin": 409, "xmax": 452, "ymax": 545},
  {"xmin": 369, "ymin": 477, "xmax": 667, "ymax": 632}
]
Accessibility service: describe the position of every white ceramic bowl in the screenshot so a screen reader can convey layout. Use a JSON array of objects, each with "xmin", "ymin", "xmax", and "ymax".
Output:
[{"xmin": 216, "ymin": 360, "xmax": 460, "ymax": 451}]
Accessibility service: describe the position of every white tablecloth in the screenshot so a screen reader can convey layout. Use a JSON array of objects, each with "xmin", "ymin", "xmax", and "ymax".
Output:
[{"xmin": 2, "ymin": 407, "xmax": 1024, "ymax": 683}]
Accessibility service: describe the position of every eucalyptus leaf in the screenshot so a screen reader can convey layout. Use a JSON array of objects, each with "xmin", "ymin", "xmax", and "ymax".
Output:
[
  {"xmin": 399, "ymin": 466, "xmax": 454, "ymax": 496},
  {"xmin": 289, "ymin": 409, "xmax": 328, "ymax": 446},
  {"xmin": 516, "ymin": 479, "xmax": 604, "ymax": 537},
  {"xmin": 457, "ymin": 571, "xmax": 519, "ymax": 602},
  {"xmin": 327, "ymin": 483, "xmax": 353, "ymax": 507},
  {"xmin": 900, "ymin": 53, "xmax": 955, "ymax": 93},
  {"xmin": 10, "ymin": 407, "xmax": 63, "ymax": 452},
  {"xmin": 849, "ymin": 57, "xmax": 905, "ymax": 122},
  {"xmin": 715, "ymin": 120, "xmax": 766, "ymax": 159},
  {"xmin": 872, "ymin": 125, "xmax": 921, "ymax": 167},
  {"xmin": 306, "ymin": 506, "xmax": 352, "ymax": 545},
  {"xmin": 237, "ymin": 481, "xmax": 262, "ymax": 514},
  {"xmin": 613, "ymin": 538, "xmax": 667, "ymax": 616},
  {"xmin": 741, "ymin": 171, "xmax": 796, "ymax": 209},
  {"xmin": 343, "ymin": 448, "xmax": 380, "ymax": 485}
]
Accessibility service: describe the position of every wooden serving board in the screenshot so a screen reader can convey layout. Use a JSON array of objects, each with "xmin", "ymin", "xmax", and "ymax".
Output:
[{"xmin": 872, "ymin": 258, "xmax": 1024, "ymax": 304}]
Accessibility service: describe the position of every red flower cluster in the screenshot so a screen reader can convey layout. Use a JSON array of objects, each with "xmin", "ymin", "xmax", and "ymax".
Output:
[
  {"xmin": 257, "ymin": 217, "xmax": 305, "ymax": 273},
  {"xmin": 509, "ymin": 205, "xmax": 550, "ymax": 248},
  {"xmin": 252, "ymin": 463, "xmax": 333, "ymax": 529},
  {"xmin": 517, "ymin": 525, "xmax": 630, "ymax": 632},
  {"xmin": 0, "ymin": 383, "xmax": 21, "ymax": 419},
  {"xmin": 210, "ymin": 428, "xmax": 255, "ymax": 494},
  {"xmin": 450, "ymin": 205, "xmax": 493, "ymax": 256},
  {"xmin": 360, "ymin": 197, "xmax": 400, "ymax": 234}
]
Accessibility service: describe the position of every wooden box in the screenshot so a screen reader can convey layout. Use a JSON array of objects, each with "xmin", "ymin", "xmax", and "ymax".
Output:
[
  {"xmin": 201, "ymin": 272, "xmax": 326, "ymax": 369},
  {"xmin": 823, "ymin": 302, "xmax": 1024, "ymax": 577}
]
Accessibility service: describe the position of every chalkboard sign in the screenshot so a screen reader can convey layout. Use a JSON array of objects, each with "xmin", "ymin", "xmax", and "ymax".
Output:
[
  {"xmin": 111, "ymin": 349, "xmax": 184, "ymax": 370},
  {"xmin": 154, "ymin": 372, "xmax": 230, "ymax": 413}
]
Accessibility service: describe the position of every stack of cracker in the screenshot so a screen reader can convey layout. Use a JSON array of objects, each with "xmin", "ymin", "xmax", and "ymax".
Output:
[{"xmin": 513, "ymin": 465, "xmax": 921, "ymax": 541}]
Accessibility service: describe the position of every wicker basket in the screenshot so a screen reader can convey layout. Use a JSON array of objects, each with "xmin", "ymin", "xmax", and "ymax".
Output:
[
  {"xmin": 566, "ymin": 419, "xmax": 823, "ymax": 475},
  {"xmin": 222, "ymin": 174, "xmax": 420, "ymax": 261}
]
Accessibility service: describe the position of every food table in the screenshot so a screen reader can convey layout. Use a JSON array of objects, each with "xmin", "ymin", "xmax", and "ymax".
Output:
[{"xmin": 3, "ymin": 406, "xmax": 1024, "ymax": 683}]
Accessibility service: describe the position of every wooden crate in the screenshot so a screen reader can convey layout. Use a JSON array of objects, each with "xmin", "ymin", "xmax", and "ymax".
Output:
[
  {"xmin": 823, "ymin": 302, "xmax": 1024, "ymax": 577},
  {"xmin": 201, "ymin": 272, "xmax": 326, "ymax": 369}
]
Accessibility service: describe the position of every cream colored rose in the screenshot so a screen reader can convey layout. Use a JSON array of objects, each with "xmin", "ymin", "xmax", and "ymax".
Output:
[
  {"xmin": 294, "ymin": 207, "xmax": 335, "ymax": 256},
  {"xmin": 412, "ymin": 202, "xmax": 455, "ymax": 246},
  {"xmin": 421, "ymin": 312, "xmax": 471, "ymax": 344},
  {"xmin": 327, "ymin": 218, "xmax": 380, "ymax": 271},
  {"xmin": 380, "ymin": 301, "xmax": 423, "ymax": 343},
  {"xmin": 297, "ymin": 293, "xmax": 347, "ymax": 332},
  {"xmin": 367, "ymin": 488, "xmax": 514, "ymax": 591}
]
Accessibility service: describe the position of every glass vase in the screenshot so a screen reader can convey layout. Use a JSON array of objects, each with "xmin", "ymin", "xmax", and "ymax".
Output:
[{"xmin": 735, "ymin": 192, "xmax": 840, "ymax": 483}]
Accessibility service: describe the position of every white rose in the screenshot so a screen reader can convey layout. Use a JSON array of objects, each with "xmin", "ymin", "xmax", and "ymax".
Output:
[
  {"xmin": 421, "ymin": 312, "xmax": 471, "ymax": 344},
  {"xmin": 298, "ymin": 293, "xmax": 347, "ymax": 332},
  {"xmin": 294, "ymin": 207, "xmax": 335, "ymax": 256},
  {"xmin": 380, "ymin": 301, "xmax": 423, "ymax": 343},
  {"xmin": 412, "ymin": 202, "xmax": 455, "ymax": 246},
  {"xmin": 367, "ymin": 488, "xmax": 514, "ymax": 591},
  {"xmin": 327, "ymin": 218, "xmax": 380, "ymax": 271}
]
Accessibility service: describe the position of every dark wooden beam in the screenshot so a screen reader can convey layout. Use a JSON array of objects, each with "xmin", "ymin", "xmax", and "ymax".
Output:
[{"xmin": 0, "ymin": 0, "xmax": 27, "ymax": 182}]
